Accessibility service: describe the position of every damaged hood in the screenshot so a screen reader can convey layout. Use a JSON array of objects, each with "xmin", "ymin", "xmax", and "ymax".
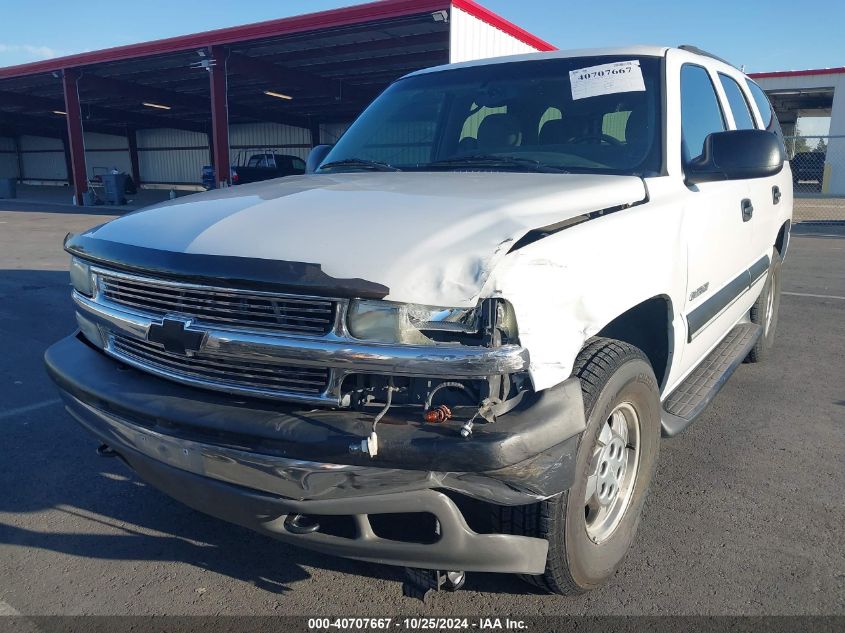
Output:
[{"xmin": 80, "ymin": 172, "xmax": 646, "ymax": 306}]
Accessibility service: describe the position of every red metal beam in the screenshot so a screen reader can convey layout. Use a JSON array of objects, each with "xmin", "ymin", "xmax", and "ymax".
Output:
[
  {"xmin": 62, "ymin": 131, "xmax": 73, "ymax": 186},
  {"xmin": 0, "ymin": 0, "xmax": 452, "ymax": 81},
  {"xmin": 62, "ymin": 70, "xmax": 88, "ymax": 204},
  {"xmin": 748, "ymin": 67, "xmax": 845, "ymax": 79},
  {"xmin": 209, "ymin": 46, "xmax": 231, "ymax": 188}
]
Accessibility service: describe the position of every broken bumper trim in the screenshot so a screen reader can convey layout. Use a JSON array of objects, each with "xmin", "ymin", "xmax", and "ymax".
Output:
[
  {"xmin": 60, "ymin": 390, "xmax": 551, "ymax": 574},
  {"xmin": 121, "ymin": 446, "xmax": 550, "ymax": 574},
  {"xmin": 45, "ymin": 335, "xmax": 584, "ymax": 477},
  {"xmin": 43, "ymin": 334, "xmax": 588, "ymax": 574}
]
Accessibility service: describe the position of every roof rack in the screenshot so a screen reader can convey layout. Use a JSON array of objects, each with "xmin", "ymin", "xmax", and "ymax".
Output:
[{"xmin": 678, "ymin": 45, "xmax": 737, "ymax": 69}]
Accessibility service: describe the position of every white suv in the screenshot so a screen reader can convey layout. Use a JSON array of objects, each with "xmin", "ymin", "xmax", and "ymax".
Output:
[{"xmin": 47, "ymin": 45, "xmax": 792, "ymax": 596}]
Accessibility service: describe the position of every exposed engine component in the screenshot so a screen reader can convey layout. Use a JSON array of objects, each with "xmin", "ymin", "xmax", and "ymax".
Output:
[
  {"xmin": 424, "ymin": 381, "xmax": 472, "ymax": 410},
  {"xmin": 424, "ymin": 404, "xmax": 452, "ymax": 424},
  {"xmin": 351, "ymin": 377, "xmax": 398, "ymax": 458}
]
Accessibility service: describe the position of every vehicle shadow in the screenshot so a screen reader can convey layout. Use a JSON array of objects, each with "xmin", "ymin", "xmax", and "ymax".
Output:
[{"xmin": 0, "ymin": 269, "xmax": 535, "ymax": 598}]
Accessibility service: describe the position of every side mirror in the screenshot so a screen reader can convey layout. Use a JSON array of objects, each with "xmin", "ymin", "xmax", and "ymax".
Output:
[
  {"xmin": 306, "ymin": 145, "xmax": 334, "ymax": 174},
  {"xmin": 686, "ymin": 130, "xmax": 784, "ymax": 184}
]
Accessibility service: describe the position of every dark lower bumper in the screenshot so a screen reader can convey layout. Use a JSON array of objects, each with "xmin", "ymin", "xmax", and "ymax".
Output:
[
  {"xmin": 45, "ymin": 334, "xmax": 584, "ymax": 478},
  {"xmin": 115, "ymin": 444, "xmax": 549, "ymax": 574},
  {"xmin": 44, "ymin": 334, "xmax": 585, "ymax": 574}
]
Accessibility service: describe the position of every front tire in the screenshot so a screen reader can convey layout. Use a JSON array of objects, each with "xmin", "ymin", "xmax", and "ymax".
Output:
[{"xmin": 497, "ymin": 338, "xmax": 661, "ymax": 595}]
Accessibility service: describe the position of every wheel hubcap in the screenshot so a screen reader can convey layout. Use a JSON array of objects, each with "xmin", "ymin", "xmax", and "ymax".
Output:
[{"xmin": 584, "ymin": 402, "xmax": 641, "ymax": 544}]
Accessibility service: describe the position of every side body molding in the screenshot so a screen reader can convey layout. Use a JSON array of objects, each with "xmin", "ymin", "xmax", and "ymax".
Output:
[{"xmin": 686, "ymin": 254, "xmax": 770, "ymax": 342}]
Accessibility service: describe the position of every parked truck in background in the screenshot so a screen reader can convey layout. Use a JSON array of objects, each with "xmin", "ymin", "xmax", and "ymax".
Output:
[{"xmin": 202, "ymin": 152, "xmax": 307, "ymax": 189}]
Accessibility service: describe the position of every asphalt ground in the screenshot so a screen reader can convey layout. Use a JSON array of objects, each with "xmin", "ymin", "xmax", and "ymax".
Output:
[{"xmin": 0, "ymin": 203, "xmax": 842, "ymax": 617}]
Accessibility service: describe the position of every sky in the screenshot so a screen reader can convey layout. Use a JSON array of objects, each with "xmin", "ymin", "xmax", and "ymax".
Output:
[
  {"xmin": 0, "ymin": 0, "xmax": 842, "ymax": 73},
  {"xmin": 0, "ymin": 0, "xmax": 839, "ymax": 135}
]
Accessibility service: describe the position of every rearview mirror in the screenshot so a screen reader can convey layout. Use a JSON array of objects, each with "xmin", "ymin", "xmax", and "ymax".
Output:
[
  {"xmin": 306, "ymin": 144, "xmax": 334, "ymax": 173},
  {"xmin": 686, "ymin": 130, "xmax": 784, "ymax": 184}
]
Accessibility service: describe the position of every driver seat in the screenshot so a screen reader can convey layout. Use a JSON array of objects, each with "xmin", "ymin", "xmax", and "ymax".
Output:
[
  {"xmin": 539, "ymin": 115, "xmax": 590, "ymax": 145},
  {"xmin": 477, "ymin": 114, "xmax": 522, "ymax": 151}
]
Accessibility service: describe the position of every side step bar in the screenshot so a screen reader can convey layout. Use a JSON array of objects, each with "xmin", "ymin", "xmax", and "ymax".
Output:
[{"xmin": 661, "ymin": 322, "xmax": 762, "ymax": 437}]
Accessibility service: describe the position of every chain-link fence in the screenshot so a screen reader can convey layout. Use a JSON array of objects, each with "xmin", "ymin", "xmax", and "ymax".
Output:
[{"xmin": 784, "ymin": 135, "xmax": 845, "ymax": 223}]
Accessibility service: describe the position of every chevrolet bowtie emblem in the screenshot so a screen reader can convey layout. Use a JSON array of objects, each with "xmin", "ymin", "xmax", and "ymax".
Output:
[{"xmin": 147, "ymin": 316, "xmax": 206, "ymax": 355}]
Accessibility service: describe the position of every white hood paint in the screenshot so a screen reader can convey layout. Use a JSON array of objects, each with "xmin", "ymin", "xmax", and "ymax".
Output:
[{"xmin": 89, "ymin": 172, "xmax": 646, "ymax": 306}]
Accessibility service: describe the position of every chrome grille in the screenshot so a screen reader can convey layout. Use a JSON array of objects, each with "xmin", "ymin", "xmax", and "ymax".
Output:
[
  {"xmin": 98, "ymin": 272, "xmax": 336, "ymax": 336},
  {"xmin": 111, "ymin": 334, "xmax": 330, "ymax": 398}
]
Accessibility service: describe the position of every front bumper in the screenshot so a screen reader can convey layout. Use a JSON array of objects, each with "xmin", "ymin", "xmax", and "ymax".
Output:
[
  {"xmin": 45, "ymin": 334, "xmax": 586, "ymax": 574},
  {"xmin": 118, "ymin": 447, "xmax": 550, "ymax": 574}
]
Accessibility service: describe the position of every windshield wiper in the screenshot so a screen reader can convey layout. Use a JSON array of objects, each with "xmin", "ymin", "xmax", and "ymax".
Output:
[
  {"xmin": 427, "ymin": 154, "xmax": 569, "ymax": 173},
  {"xmin": 319, "ymin": 158, "xmax": 401, "ymax": 172}
]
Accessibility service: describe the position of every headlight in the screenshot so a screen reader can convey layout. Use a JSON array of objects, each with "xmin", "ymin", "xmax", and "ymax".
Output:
[
  {"xmin": 347, "ymin": 300, "xmax": 480, "ymax": 344},
  {"xmin": 69, "ymin": 257, "xmax": 94, "ymax": 297}
]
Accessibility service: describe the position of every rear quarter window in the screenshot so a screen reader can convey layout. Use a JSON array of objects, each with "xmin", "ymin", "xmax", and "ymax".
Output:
[
  {"xmin": 746, "ymin": 79, "xmax": 784, "ymax": 141},
  {"xmin": 719, "ymin": 74, "xmax": 756, "ymax": 130}
]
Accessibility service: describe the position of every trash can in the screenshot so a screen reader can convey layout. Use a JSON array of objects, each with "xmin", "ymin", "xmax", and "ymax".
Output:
[
  {"xmin": 0, "ymin": 178, "xmax": 16, "ymax": 199},
  {"xmin": 82, "ymin": 190, "xmax": 99, "ymax": 207},
  {"xmin": 101, "ymin": 173, "xmax": 128, "ymax": 205}
]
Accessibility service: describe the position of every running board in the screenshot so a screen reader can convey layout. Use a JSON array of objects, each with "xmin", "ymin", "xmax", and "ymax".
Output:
[{"xmin": 661, "ymin": 322, "xmax": 762, "ymax": 437}]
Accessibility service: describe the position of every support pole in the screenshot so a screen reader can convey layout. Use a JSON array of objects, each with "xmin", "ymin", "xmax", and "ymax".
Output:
[
  {"xmin": 61, "ymin": 69, "xmax": 88, "ymax": 204},
  {"xmin": 309, "ymin": 118, "xmax": 321, "ymax": 147},
  {"xmin": 13, "ymin": 135, "xmax": 23, "ymax": 182},
  {"xmin": 208, "ymin": 46, "xmax": 230, "ymax": 188},
  {"xmin": 127, "ymin": 127, "xmax": 141, "ymax": 187}
]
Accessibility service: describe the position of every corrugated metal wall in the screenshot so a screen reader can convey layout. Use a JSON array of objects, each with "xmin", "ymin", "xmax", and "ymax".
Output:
[
  {"xmin": 137, "ymin": 128, "xmax": 209, "ymax": 185},
  {"xmin": 84, "ymin": 132, "xmax": 131, "ymax": 179},
  {"xmin": 0, "ymin": 137, "xmax": 18, "ymax": 179},
  {"xmin": 136, "ymin": 123, "xmax": 313, "ymax": 184},
  {"xmin": 449, "ymin": 6, "xmax": 537, "ymax": 64},
  {"xmin": 3, "ymin": 124, "xmax": 317, "ymax": 187},
  {"xmin": 229, "ymin": 122, "xmax": 311, "ymax": 165},
  {"xmin": 12, "ymin": 132, "xmax": 130, "ymax": 183},
  {"xmin": 19, "ymin": 135, "xmax": 66, "ymax": 181},
  {"xmin": 319, "ymin": 122, "xmax": 351, "ymax": 145}
]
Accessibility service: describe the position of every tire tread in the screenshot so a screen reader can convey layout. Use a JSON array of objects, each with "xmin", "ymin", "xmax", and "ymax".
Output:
[{"xmin": 495, "ymin": 337, "xmax": 651, "ymax": 595}]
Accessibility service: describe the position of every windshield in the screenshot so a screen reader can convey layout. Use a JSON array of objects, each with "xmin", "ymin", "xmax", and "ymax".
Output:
[{"xmin": 320, "ymin": 56, "xmax": 663, "ymax": 176}]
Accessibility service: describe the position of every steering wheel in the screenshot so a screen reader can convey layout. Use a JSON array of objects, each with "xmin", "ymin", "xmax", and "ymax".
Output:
[{"xmin": 570, "ymin": 133, "xmax": 624, "ymax": 147}]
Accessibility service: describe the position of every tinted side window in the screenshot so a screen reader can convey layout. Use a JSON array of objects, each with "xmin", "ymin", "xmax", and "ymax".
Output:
[
  {"xmin": 680, "ymin": 65, "xmax": 726, "ymax": 162},
  {"xmin": 719, "ymin": 74, "xmax": 756, "ymax": 130},
  {"xmin": 745, "ymin": 79, "xmax": 784, "ymax": 140}
]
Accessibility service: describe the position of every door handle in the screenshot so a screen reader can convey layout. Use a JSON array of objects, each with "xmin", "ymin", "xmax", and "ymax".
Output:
[
  {"xmin": 772, "ymin": 186, "xmax": 782, "ymax": 205},
  {"xmin": 741, "ymin": 199, "xmax": 754, "ymax": 222}
]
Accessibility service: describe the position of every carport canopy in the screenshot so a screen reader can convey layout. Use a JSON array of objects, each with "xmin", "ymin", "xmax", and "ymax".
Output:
[{"xmin": 0, "ymin": 0, "xmax": 553, "ymax": 201}]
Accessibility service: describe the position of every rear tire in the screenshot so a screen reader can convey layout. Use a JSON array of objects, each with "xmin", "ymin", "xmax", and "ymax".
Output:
[
  {"xmin": 746, "ymin": 250, "xmax": 782, "ymax": 363},
  {"xmin": 497, "ymin": 338, "xmax": 661, "ymax": 595}
]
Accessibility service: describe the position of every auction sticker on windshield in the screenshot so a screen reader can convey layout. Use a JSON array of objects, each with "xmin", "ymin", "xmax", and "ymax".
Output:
[{"xmin": 569, "ymin": 60, "xmax": 646, "ymax": 100}]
